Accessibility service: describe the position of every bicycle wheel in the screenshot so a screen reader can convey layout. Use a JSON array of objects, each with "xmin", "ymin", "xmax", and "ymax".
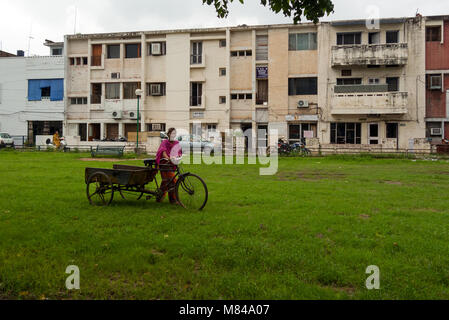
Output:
[
  {"xmin": 175, "ymin": 173, "xmax": 208, "ymax": 211},
  {"xmin": 86, "ymin": 172, "xmax": 114, "ymax": 206}
]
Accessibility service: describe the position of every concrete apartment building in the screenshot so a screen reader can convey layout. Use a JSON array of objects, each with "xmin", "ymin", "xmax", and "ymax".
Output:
[
  {"xmin": 0, "ymin": 41, "xmax": 64, "ymax": 144},
  {"xmin": 63, "ymin": 15, "xmax": 434, "ymax": 151}
]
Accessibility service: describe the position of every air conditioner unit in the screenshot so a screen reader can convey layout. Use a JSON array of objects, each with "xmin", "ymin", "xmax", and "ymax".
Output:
[
  {"xmin": 129, "ymin": 112, "xmax": 140, "ymax": 120},
  {"xmin": 150, "ymin": 84, "xmax": 162, "ymax": 96},
  {"xmin": 151, "ymin": 43, "xmax": 162, "ymax": 56},
  {"xmin": 111, "ymin": 72, "xmax": 120, "ymax": 79},
  {"xmin": 431, "ymin": 127, "xmax": 442, "ymax": 135},
  {"xmin": 112, "ymin": 111, "xmax": 122, "ymax": 119},
  {"xmin": 297, "ymin": 100, "xmax": 309, "ymax": 108},
  {"xmin": 430, "ymin": 75, "xmax": 442, "ymax": 90}
]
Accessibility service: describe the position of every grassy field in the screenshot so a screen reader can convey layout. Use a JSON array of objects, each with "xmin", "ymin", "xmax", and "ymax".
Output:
[{"xmin": 1, "ymin": 150, "xmax": 449, "ymax": 300}]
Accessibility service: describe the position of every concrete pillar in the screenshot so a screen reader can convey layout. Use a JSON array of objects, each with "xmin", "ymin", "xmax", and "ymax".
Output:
[
  {"xmin": 119, "ymin": 122, "xmax": 124, "ymax": 138},
  {"xmin": 100, "ymin": 123, "xmax": 105, "ymax": 140}
]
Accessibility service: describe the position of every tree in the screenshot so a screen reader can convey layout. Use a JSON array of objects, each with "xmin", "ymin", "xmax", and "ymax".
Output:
[{"xmin": 202, "ymin": 0, "xmax": 334, "ymax": 24}]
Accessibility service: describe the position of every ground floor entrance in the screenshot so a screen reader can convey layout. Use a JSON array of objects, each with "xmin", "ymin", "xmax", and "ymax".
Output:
[{"xmin": 27, "ymin": 121, "xmax": 63, "ymax": 145}]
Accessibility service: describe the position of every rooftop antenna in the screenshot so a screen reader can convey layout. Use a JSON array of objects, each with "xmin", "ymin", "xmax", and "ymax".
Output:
[
  {"xmin": 27, "ymin": 23, "xmax": 34, "ymax": 56},
  {"xmin": 74, "ymin": 7, "xmax": 77, "ymax": 34}
]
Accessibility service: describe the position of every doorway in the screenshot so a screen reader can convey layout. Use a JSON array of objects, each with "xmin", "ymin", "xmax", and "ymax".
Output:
[
  {"xmin": 386, "ymin": 123, "xmax": 399, "ymax": 149},
  {"xmin": 241, "ymin": 123, "xmax": 253, "ymax": 151},
  {"xmin": 369, "ymin": 123, "xmax": 379, "ymax": 145},
  {"xmin": 257, "ymin": 125, "xmax": 268, "ymax": 150}
]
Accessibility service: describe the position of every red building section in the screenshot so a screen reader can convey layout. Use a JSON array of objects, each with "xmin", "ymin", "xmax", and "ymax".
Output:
[{"xmin": 426, "ymin": 19, "xmax": 449, "ymax": 140}]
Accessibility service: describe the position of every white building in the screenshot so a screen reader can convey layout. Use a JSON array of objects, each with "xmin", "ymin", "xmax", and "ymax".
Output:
[{"xmin": 0, "ymin": 41, "xmax": 65, "ymax": 145}]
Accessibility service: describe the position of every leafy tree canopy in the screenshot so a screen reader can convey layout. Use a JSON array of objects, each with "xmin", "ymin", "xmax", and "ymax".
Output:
[{"xmin": 202, "ymin": 0, "xmax": 334, "ymax": 24}]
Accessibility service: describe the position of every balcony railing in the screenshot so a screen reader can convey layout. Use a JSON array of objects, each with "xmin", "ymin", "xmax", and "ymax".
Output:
[
  {"xmin": 331, "ymin": 91, "xmax": 408, "ymax": 115},
  {"xmin": 331, "ymin": 43, "xmax": 408, "ymax": 66}
]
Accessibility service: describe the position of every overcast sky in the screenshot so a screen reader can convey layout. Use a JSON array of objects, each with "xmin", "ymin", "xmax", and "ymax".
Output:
[{"xmin": 1, "ymin": 0, "xmax": 449, "ymax": 56}]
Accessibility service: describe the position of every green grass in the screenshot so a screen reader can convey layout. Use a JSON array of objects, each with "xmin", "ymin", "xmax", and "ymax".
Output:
[{"xmin": 1, "ymin": 151, "xmax": 449, "ymax": 300}]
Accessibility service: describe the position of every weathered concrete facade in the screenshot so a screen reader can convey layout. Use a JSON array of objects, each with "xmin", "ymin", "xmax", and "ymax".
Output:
[{"xmin": 64, "ymin": 16, "xmax": 430, "ymax": 151}]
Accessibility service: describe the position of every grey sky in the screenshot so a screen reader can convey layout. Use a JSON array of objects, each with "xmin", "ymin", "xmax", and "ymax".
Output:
[{"xmin": 1, "ymin": 0, "xmax": 449, "ymax": 56}]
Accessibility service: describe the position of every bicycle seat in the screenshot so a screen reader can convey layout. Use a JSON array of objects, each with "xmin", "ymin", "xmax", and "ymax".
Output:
[{"xmin": 144, "ymin": 159, "xmax": 157, "ymax": 167}]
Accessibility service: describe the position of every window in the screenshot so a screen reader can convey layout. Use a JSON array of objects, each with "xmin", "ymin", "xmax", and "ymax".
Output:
[
  {"xmin": 147, "ymin": 123, "xmax": 165, "ymax": 132},
  {"xmin": 70, "ymin": 58, "xmax": 75, "ymax": 65},
  {"xmin": 83, "ymin": 57, "xmax": 88, "ymax": 65},
  {"xmin": 341, "ymin": 70, "xmax": 352, "ymax": 77},
  {"xmin": 91, "ymin": 44, "xmax": 102, "ymax": 66},
  {"xmin": 105, "ymin": 83, "xmax": 120, "ymax": 99},
  {"xmin": 428, "ymin": 75, "xmax": 442, "ymax": 90},
  {"xmin": 219, "ymin": 96, "xmax": 226, "ymax": 104},
  {"xmin": 207, "ymin": 124, "xmax": 217, "ymax": 132},
  {"xmin": 27, "ymin": 79, "xmax": 63, "ymax": 101},
  {"xmin": 288, "ymin": 78, "xmax": 318, "ymax": 95},
  {"xmin": 386, "ymin": 123, "xmax": 398, "ymax": 139},
  {"xmin": 369, "ymin": 32, "xmax": 380, "ymax": 44},
  {"xmin": 369, "ymin": 78, "xmax": 380, "ymax": 85},
  {"xmin": 41, "ymin": 87, "xmax": 51, "ymax": 98},
  {"xmin": 337, "ymin": 78, "xmax": 362, "ymax": 85},
  {"xmin": 386, "ymin": 31, "xmax": 399, "ymax": 44},
  {"xmin": 123, "ymin": 82, "xmax": 141, "ymax": 99},
  {"xmin": 52, "ymin": 48, "xmax": 62, "ymax": 56},
  {"xmin": 191, "ymin": 42, "xmax": 203, "ymax": 64},
  {"xmin": 426, "ymin": 26, "xmax": 442, "ymax": 42},
  {"xmin": 71, "ymin": 97, "xmax": 88, "ymax": 105},
  {"xmin": 76, "ymin": 57, "xmax": 81, "ymax": 66},
  {"xmin": 125, "ymin": 44, "xmax": 141, "ymax": 58},
  {"xmin": 147, "ymin": 123, "xmax": 166, "ymax": 132},
  {"xmin": 289, "ymin": 33, "xmax": 317, "ymax": 50},
  {"xmin": 289, "ymin": 123, "xmax": 314, "ymax": 142},
  {"xmin": 147, "ymin": 83, "xmax": 166, "ymax": 96},
  {"xmin": 190, "ymin": 82, "xmax": 203, "ymax": 106},
  {"xmin": 386, "ymin": 77, "xmax": 399, "ymax": 92},
  {"xmin": 91, "ymin": 83, "xmax": 102, "ymax": 104},
  {"xmin": 149, "ymin": 42, "xmax": 166, "ymax": 55},
  {"xmin": 107, "ymin": 45, "xmax": 120, "ymax": 59},
  {"xmin": 219, "ymin": 68, "xmax": 226, "ymax": 76},
  {"xmin": 230, "ymin": 93, "xmax": 252, "ymax": 101},
  {"xmin": 231, "ymin": 50, "xmax": 252, "ymax": 57},
  {"xmin": 256, "ymin": 35, "xmax": 268, "ymax": 60},
  {"xmin": 219, "ymin": 39, "xmax": 227, "ymax": 48},
  {"xmin": 330, "ymin": 123, "xmax": 361, "ymax": 144},
  {"xmin": 337, "ymin": 32, "xmax": 362, "ymax": 45}
]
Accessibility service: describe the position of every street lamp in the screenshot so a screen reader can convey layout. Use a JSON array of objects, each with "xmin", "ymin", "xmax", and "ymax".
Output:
[{"xmin": 135, "ymin": 89, "xmax": 144, "ymax": 153}]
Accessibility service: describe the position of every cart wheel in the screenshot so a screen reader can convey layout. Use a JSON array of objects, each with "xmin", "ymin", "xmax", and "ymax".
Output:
[
  {"xmin": 86, "ymin": 172, "xmax": 114, "ymax": 206},
  {"xmin": 175, "ymin": 173, "xmax": 208, "ymax": 211},
  {"xmin": 118, "ymin": 186, "xmax": 144, "ymax": 201}
]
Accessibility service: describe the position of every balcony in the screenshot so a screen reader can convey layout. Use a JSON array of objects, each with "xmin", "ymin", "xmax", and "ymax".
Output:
[
  {"xmin": 331, "ymin": 89, "xmax": 408, "ymax": 115},
  {"xmin": 331, "ymin": 43, "xmax": 408, "ymax": 66}
]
